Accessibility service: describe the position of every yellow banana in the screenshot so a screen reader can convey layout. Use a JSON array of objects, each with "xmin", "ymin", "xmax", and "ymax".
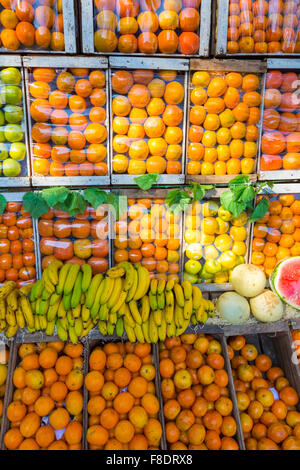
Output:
[
  {"xmin": 67, "ymin": 309, "xmax": 74, "ymax": 327},
  {"xmin": 16, "ymin": 307, "xmax": 25, "ymax": 329},
  {"xmin": 6, "ymin": 324, "xmax": 18, "ymax": 338},
  {"xmin": 150, "ymin": 279, "xmax": 158, "ymax": 295},
  {"xmin": 174, "ymin": 303, "xmax": 184, "ymax": 328},
  {"xmin": 39, "ymin": 316, "xmax": 47, "ymax": 330},
  {"xmin": 149, "ymin": 312, "xmax": 158, "ymax": 343},
  {"xmin": 108, "ymin": 277, "xmax": 123, "ymax": 308},
  {"xmin": 142, "ymin": 320, "xmax": 151, "ymax": 343},
  {"xmin": 34, "ymin": 314, "xmax": 40, "ymax": 331},
  {"xmin": 7, "ymin": 289, "xmax": 18, "ymax": 311},
  {"xmin": 181, "ymin": 280, "xmax": 192, "ymax": 300},
  {"xmin": 81, "ymin": 320, "xmax": 94, "ymax": 337},
  {"xmin": 98, "ymin": 320, "xmax": 107, "ymax": 336},
  {"xmin": 174, "ymin": 284, "xmax": 185, "ymax": 308},
  {"xmin": 58, "ymin": 298, "xmax": 67, "ymax": 319},
  {"xmin": 110, "ymin": 290, "xmax": 127, "ymax": 314},
  {"xmin": 167, "ymin": 322, "xmax": 176, "ymax": 338},
  {"xmin": 158, "ymin": 315, "xmax": 167, "ymax": 342},
  {"xmin": 85, "ymin": 273, "xmax": 103, "ymax": 308},
  {"xmin": 72, "ymin": 304, "xmax": 81, "ymax": 319},
  {"xmin": 56, "ymin": 319, "xmax": 68, "ymax": 341},
  {"xmin": 124, "ymin": 304, "xmax": 135, "ymax": 328},
  {"xmin": 45, "ymin": 320, "xmax": 55, "ymax": 336},
  {"xmin": 107, "ymin": 265, "xmax": 125, "ymax": 278},
  {"xmin": 196, "ymin": 301, "xmax": 205, "ymax": 322},
  {"xmin": 0, "ymin": 299, "xmax": 6, "ymax": 320},
  {"xmin": 64, "ymin": 264, "xmax": 81, "ymax": 296},
  {"xmin": 141, "ymin": 295, "xmax": 150, "ymax": 322},
  {"xmin": 48, "ymin": 260, "xmax": 63, "ymax": 285},
  {"xmin": 166, "ymin": 279, "xmax": 175, "ymax": 292},
  {"xmin": 100, "ymin": 277, "xmax": 115, "ymax": 305},
  {"xmin": 81, "ymin": 304, "xmax": 90, "ymax": 322},
  {"xmin": 183, "ymin": 297, "xmax": 193, "ymax": 320},
  {"xmin": 0, "ymin": 281, "xmax": 16, "ymax": 299},
  {"xmin": 165, "ymin": 304, "xmax": 174, "ymax": 324},
  {"xmin": 157, "ymin": 279, "xmax": 166, "ymax": 295},
  {"xmin": 99, "ymin": 303, "xmax": 109, "ymax": 321},
  {"xmin": 42, "ymin": 269, "xmax": 55, "ymax": 294},
  {"xmin": 125, "ymin": 322, "xmax": 136, "ymax": 343},
  {"xmin": 126, "ymin": 268, "xmax": 138, "ymax": 303},
  {"xmin": 192, "ymin": 285, "xmax": 203, "ymax": 310},
  {"xmin": 157, "ymin": 292, "xmax": 165, "ymax": 310},
  {"xmin": 133, "ymin": 265, "xmax": 150, "ymax": 301},
  {"xmin": 153, "ymin": 309, "xmax": 162, "ymax": 327},
  {"xmin": 118, "ymin": 261, "xmax": 135, "ymax": 291},
  {"xmin": 50, "ymin": 292, "xmax": 61, "ymax": 307},
  {"xmin": 107, "ymin": 321, "xmax": 114, "ymax": 336},
  {"xmin": 128, "ymin": 300, "xmax": 142, "ymax": 325},
  {"xmin": 68, "ymin": 326, "xmax": 78, "ymax": 344},
  {"xmin": 109, "ymin": 312, "xmax": 117, "ymax": 325},
  {"xmin": 91, "ymin": 278, "xmax": 105, "ymax": 318},
  {"xmin": 57, "ymin": 263, "xmax": 72, "ymax": 294},
  {"xmin": 71, "ymin": 272, "xmax": 82, "ymax": 309},
  {"xmin": 20, "ymin": 296, "xmax": 34, "ymax": 329},
  {"xmin": 134, "ymin": 324, "xmax": 144, "ymax": 343},
  {"xmin": 149, "ymin": 291, "xmax": 158, "ymax": 311}
]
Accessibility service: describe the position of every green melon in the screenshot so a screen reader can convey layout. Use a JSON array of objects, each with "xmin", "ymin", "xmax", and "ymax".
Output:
[{"xmin": 270, "ymin": 257, "xmax": 300, "ymax": 310}]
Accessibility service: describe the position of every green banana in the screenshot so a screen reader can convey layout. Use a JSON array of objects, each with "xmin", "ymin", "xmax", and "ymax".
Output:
[
  {"xmin": 85, "ymin": 274, "xmax": 103, "ymax": 309},
  {"xmin": 157, "ymin": 292, "xmax": 165, "ymax": 310},
  {"xmin": 29, "ymin": 279, "xmax": 43, "ymax": 302},
  {"xmin": 116, "ymin": 317, "xmax": 124, "ymax": 337},
  {"xmin": 39, "ymin": 299, "xmax": 49, "ymax": 316},
  {"xmin": 81, "ymin": 264, "xmax": 92, "ymax": 292},
  {"xmin": 57, "ymin": 263, "xmax": 72, "ymax": 294},
  {"xmin": 47, "ymin": 298, "xmax": 60, "ymax": 322},
  {"xmin": 64, "ymin": 264, "xmax": 81, "ymax": 296},
  {"xmin": 71, "ymin": 272, "xmax": 82, "ymax": 309},
  {"xmin": 99, "ymin": 303, "xmax": 109, "ymax": 321},
  {"xmin": 50, "ymin": 292, "xmax": 61, "ymax": 307},
  {"xmin": 63, "ymin": 293, "xmax": 72, "ymax": 311},
  {"xmin": 149, "ymin": 291, "xmax": 158, "ymax": 310}
]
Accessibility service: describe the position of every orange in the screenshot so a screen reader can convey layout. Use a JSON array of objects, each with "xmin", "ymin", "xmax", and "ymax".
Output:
[{"xmin": 49, "ymin": 408, "xmax": 70, "ymax": 431}]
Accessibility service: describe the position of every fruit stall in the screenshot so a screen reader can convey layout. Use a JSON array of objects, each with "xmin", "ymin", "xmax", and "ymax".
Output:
[{"xmin": 1, "ymin": 0, "xmax": 300, "ymax": 453}]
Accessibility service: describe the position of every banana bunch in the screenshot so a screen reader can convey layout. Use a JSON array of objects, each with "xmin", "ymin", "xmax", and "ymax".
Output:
[{"xmin": 0, "ymin": 281, "xmax": 35, "ymax": 338}]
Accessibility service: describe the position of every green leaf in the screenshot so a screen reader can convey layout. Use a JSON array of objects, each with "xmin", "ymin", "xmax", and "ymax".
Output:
[
  {"xmin": 107, "ymin": 192, "xmax": 127, "ymax": 220},
  {"xmin": 220, "ymin": 190, "xmax": 235, "ymax": 211},
  {"xmin": 228, "ymin": 175, "xmax": 250, "ymax": 190},
  {"xmin": 41, "ymin": 187, "xmax": 70, "ymax": 208},
  {"xmin": 83, "ymin": 188, "xmax": 107, "ymax": 209},
  {"xmin": 240, "ymin": 186, "xmax": 256, "ymax": 203},
  {"xmin": 23, "ymin": 193, "xmax": 49, "ymax": 219},
  {"xmin": 165, "ymin": 189, "xmax": 191, "ymax": 215},
  {"xmin": 134, "ymin": 173, "xmax": 160, "ymax": 190},
  {"xmin": 220, "ymin": 190, "xmax": 246, "ymax": 219},
  {"xmin": 0, "ymin": 194, "xmax": 7, "ymax": 214},
  {"xmin": 55, "ymin": 192, "xmax": 86, "ymax": 217},
  {"xmin": 189, "ymin": 183, "xmax": 214, "ymax": 202},
  {"xmin": 250, "ymin": 197, "xmax": 269, "ymax": 222}
]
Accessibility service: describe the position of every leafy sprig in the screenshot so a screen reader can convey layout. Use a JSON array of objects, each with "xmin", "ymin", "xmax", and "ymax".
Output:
[
  {"xmin": 165, "ymin": 184, "xmax": 215, "ymax": 214},
  {"xmin": 134, "ymin": 173, "xmax": 160, "ymax": 190}
]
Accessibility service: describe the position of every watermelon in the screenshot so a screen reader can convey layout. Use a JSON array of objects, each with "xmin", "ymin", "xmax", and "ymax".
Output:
[{"xmin": 270, "ymin": 257, "xmax": 300, "ymax": 310}]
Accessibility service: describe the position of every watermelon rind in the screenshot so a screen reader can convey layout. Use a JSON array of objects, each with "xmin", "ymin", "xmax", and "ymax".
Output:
[{"xmin": 270, "ymin": 257, "xmax": 300, "ymax": 310}]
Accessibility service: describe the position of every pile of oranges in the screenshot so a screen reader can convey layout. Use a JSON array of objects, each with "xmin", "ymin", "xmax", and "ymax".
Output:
[
  {"xmin": 187, "ymin": 70, "xmax": 262, "ymax": 176},
  {"xmin": 0, "ymin": 346, "xmax": 9, "ymax": 430},
  {"xmin": 160, "ymin": 334, "xmax": 240, "ymax": 450},
  {"xmin": 4, "ymin": 341, "xmax": 84, "ymax": 450},
  {"xmin": 38, "ymin": 205, "xmax": 109, "ymax": 275},
  {"xmin": 0, "ymin": 0, "xmax": 65, "ymax": 51},
  {"xmin": 114, "ymin": 197, "xmax": 181, "ymax": 280},
  {"xmin": 251, "ymin": 193, "xmax": 300, "ymax": 277},
  {"xmin": 227, "ymin": 0, "xmax": 300, "ymax": 54},
  {"xmin": 112, "ymin": 69, "xmax": 184, "ymax": 176},
  {"xmin": 228, "ymin": 335, "xmax": 300, "ymax": 450},
  {"xmin": 261, "ymin": 70, "xmax": 300, "ymax": 172},
  {"xmin": 93, "ymin": 0, "xmax": 200, "ymax": 54},
  {"xmin": 86, "ymin": 341, "xmax": 162, "ymax": 450},
  {"xmin": 29, "ymin": 67, "xmax": 108, "ymax": 178},
  {"xmin": 0, "ymin": 201, "xmax": 36, "ymax": 287}
]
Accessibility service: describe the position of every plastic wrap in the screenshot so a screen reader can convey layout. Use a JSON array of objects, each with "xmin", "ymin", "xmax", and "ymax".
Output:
[
  {"xmin": 93, "ymin": 0, "xmax": 201, "ymax": 54},
  {"xmin": 0, "ymin": 0, "xmax": 66, "ymax": 52},
  {"xmin": 227, "ymin": 0, "xmax": 300, "ymax": 54},
  {"xmin": 113, "ymin": 197, "xmax": 181, "ymax": 281},
  {"xmin": 28, "ymin": 67, "xmax": 108, "ymax": 179},
  {"xmin": 0, "ymin": 201, "xmax": 36, "ymax": 288},
  {"xmin": 38, "ymin": 205, "xmax": 110, "ymax": 275},
  {"xmin": 111, "ymin": 68, "xmax": 185, "ymax": 176},
  {"xmin": 261, "ymin": 69, "xmax": 300, "ymax": 173},
  {"xmin": 183, "ymin": 199, "xmax": 249, "ymax": 284},
  {"xmin": 0, "ymin": 67, "xmax": 28, "ymax": 180},
  {"xmin": 251, "ymin": 193, "xmax": 300, "ymax": 278},
  {"xmin": 187, "ymin": 69, "xmax": 262, "ymax": 177}
]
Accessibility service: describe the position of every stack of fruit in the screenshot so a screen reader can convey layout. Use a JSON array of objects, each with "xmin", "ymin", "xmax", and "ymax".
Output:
[
  {"xmin": 226, "ymin": 0, "xmax": 300, "ymax": 54},
  {"xmin": 251, "ymin": 194, "xmax": 300, "ymax": 277},
  {"xmin": 4, "ymin": 341, "xmax": 84, "ymax": 450},
  {"xmin": 229, "ymin": 335, "xmax": 300, "ymax": 450},
  {"xmin": 111, "ymin": 69, "xmax": 184, "ymax": 176},
  {"xmin": 160, "ymin": 334, "xmax": 239, "ymax": 450},
  {"xmin": 0, "ymin": 201, "xmax": 36, "ymax": 287},
  {"xmin": 261, "ymin": 70, "xmax": 300, "ymax": 172},
  {"xmin": 113, "ymin": 197, "xmax": 181, "ymax": 280},
  {"xmin": 38, "ymin": 205, "xmax": 109, "ymax": 273},
  {"xmin": 187, "ymin": 70, "xmax": 262, "ymax": 176},
  {"xmin": 0, "ymin": 345, "xmax": 9, "ymax": 430},
  {"xmin": 0, "ymin": 0, "xmax": 65, "ymax": 51},
  {"xmin": 86, "ymin": 341, "xmax": 162, "ymax": 450},
  {"xmin": 184, "ymin": 199, "xmax": 249, "ymax": 284},
  {"xmin": 0, "ymin": 67, "xmax": 27, "ymax": 178},
  {"xmin": 93, "ymin": 0, "xmax": 201, "ymax": 54},
  {"xmin": 29, "ymin": 67, "xmax": 108, "ymax": 178}
]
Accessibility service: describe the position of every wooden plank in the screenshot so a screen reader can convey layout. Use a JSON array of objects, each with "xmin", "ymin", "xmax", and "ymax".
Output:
[
  {"xmin": 190, "ymin": 58, "xmax": 266, "ymax": 73},
  {"xmin": 186, "ymin": 175, "xmax": 257, "ymax": 184}
]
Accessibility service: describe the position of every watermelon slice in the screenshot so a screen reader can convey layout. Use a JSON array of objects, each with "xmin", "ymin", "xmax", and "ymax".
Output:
[{"xmin": 270, "ymin": 257, "xmax": 300, "ymax": 310}]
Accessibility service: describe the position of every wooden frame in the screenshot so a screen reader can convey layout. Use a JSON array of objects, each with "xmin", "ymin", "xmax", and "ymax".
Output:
[
  {"xmin": 80, "ymin": 0, "xmax": 211, "ymax": 57},
  {"xmin": 185, "ymin": 59, "xmax": 267, "ymax": 184},
  {"xmin": 109, "ymin": 57, "xmax": 188, "ymax": 186},
  {"xmin": 23, "ymin": 56, "xmax": 110, "ymax": 187},
  {"xmin": 0, "ymin": 57, "xmax": 31, "ymax": 188}
]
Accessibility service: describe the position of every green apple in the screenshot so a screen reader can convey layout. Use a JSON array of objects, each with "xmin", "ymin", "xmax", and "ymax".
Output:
[
  {"xmin": 185, "ymin": 259, "xmax": 202, "ymax": 275},
  {"xmin": 0, "ymin": 68, "xmax": 21, "ymax": 86},
  {"xmin": 203, "ymin": 200, "xmax": 219, "ymax": 217},
  {"xmin": 218, "ymin": 205, "xmax": 232, "ymax": 222},
  {"xmin": 0, "ymin": 129, "xmax": 4, "ymax": 142},
  {"xmin": 0, "ymin": 110, "xmax": 4, "ymax": 126},
  {"xmin": 183, "ymin": 271, "xmax": 198, "ymax": 284},
  {"xmin": 0, "ymin": 143, "xmax": 8, "ymax": 160},
  {"xmin": 219, "ymin": 251, "xmax": 237, "ymax": 270},
  {"xmin": 3, "ymin": 158, "xmax": 21, "ymax": 177},
  {"xmin": 215, "ymin": 217, "xmax": 229, "ymax": 235},
  {"xmin": 185, "ymin": 243, "xmax": 202, "ymax": 260},
  {"xmin": 9, "ymin": 142, "xmax": 26, "ymax": 161},
  {"xmin": 204, "ymin": 259, "xmax": 222, "ymax": 275},
  {"xmin": 199, "ymin": 267, "xmax": 214, "ymax": 280},
  {"xmin": 4, "ymin": 124, "xmax": 23, "ymax": 142},
  {"xmin": 235, "ymin": 255, "xmax": 245, "ymax": 266},
  {"xmin": 204, "ymin": 245, "xmax": 219, "ymax": 260},
  {"xmin": 4, "ymin": 105, "xmax": 23, "ymax": 124},
  {"xmin": 0, "ymin": 86, "xmax": 22, "ymax": 105}
]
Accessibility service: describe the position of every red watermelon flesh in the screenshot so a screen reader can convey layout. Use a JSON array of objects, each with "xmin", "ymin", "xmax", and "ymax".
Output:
[{"xmin": 272, "ymin": 257, "xmax": 300, "ymax": 309}]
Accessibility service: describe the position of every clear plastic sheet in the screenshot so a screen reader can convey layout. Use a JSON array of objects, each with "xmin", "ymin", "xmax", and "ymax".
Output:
[
  {"xmin": 0, "ymin": 0, "xmax": 65, "ymax": 52},
  {"xmin": 0, "ymin": 201, "xmax": 36, "ymax": 288},
  {"xmin": 28, "ymin": 67, "xmax": 108, "ymax": 178},
  {"xmin": 93, "ymin": 0, "xmax": 201, "ymax": 54},
  {"xmin": 113, "ymin": 197, "xmax": 181, "ymax": 280},
  {"xmin": 0, "ymin": 67, "xmax": 28, "ymax": 179},
  {"xmin": 183, "ymin": 199, "xmax": 249, "ymax": 284},
  {"xmin": 187, "ymin": 70, "xmax": 262, "ymax": 176},
  {"xmin": 227, "ymin": 0, "xmax": 300, "ymax": 54},
  {"xmin": 38, "ymin": 205, "xmax": 109, "ymax": 275},
  {"xmin": 261, "ymin": 70, "xmax": 300, "ymax": 172},
  {"xmin": 111, "ymin": 68, "xmax": 185, "ymax": 176},
  {"xmin": 251, "ymin": 193, "xmax": 300, "ymax": 277}
]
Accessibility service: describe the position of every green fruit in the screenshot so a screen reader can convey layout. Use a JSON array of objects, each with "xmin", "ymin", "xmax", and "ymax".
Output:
[
  {"xmin": 183, "ymin": 272, "xmax": 198, "ymax": 284},
  {"xmin": 204, "ymin": 259, "xmax": 222, "ymax": 275},
  {"xmin": 0, "ymin": 143, "xmax": 8, "ymax": 160},
  {"xmin": 4, "ymin": 105, "xmax": 23, "ymax": 124},
  {"xmin": 4, "ymin": 124, "xmax": 23, "ymax": 142},
  {"xmin": 9, "ymin": 142, "xmax": 26, "ymax": 160},
  {"xmin": 3, "ymin": 158, "xmax": 21, "ymax": 177},
  {"xmin": 0, "ymin": 86, "xmax": 22, "ymax": 105},
  {"xmin": 218, "ymin": 206, "xmax": 232, "ymax": 222},
  {"xmin": 185, "ymin": 259, "xmax": 202, "ymax": 275},
  {"xmin": 199, "ymin": 267, "xmax": 214, "ymax": 280},
  {"xmin": 0, "ymin": 111, "xmax": 4, "ymax": 126},
  {"xmin": 0, "ymin": 68, "xmax": 21, "ymax": 85}
]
